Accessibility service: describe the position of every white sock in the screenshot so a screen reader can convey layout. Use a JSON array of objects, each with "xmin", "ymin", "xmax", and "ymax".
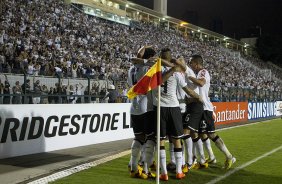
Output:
[
  {"xmin": 160, "ymin": 148, "xmax": 167, "ymax": 175},
  {"xmin": 169, "ymin": 142, "xmax": 175, "ymax": 164},
  {"xmin": 140, "ymin": 144, "xmax": 146, "ymax": 164},
  {"xmin": 202, "ymin": 138, "xmax": 215, "ymax": 160},
  {"xmin": 144, "ymin": 139, "xmax": 155, "ymax": 173},
  {"xmin": 143, "ymin": 162, "xmax": 148, "ymax": 174},
  {"xmin": 182, "ymin": 146, "xmax": 185, "ymax": 166},
  {"xmin": 184, "ymin": 136, "xmax": 193, "ymax": 165},
  {"xmin": 128, "ymin": 158, "xmax": 132, "ymax": 167},
  {"xmin": 150, "ymin": 143, "xmax": 156, "ymax": 165},
  {"xmin": 175, "ymin": 149, "xmax": 183, "ymax": 174},
  {"xmin": 193, "ymin": 142, "xmax": 197, "ymax": 161},
  {"xmin": 194, "ymin": 138, "xmax": 206, "ymax": 164},
  {"xmin": 214, "ymin": 136, "xmax": 232, "ymax": 159},
  {"xmin": 130, "ymin": 140, "xmax": 142, "ymax": 171}
]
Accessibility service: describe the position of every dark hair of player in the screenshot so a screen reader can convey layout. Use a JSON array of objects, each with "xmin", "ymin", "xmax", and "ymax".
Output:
[
  {"xmin": 191, "ymin": 54, "xmax": 203, "ymax": 66},
  {"xmin": 143, "ymin": 48, "xmax": 156, "ymax": 59},
  {"xmin": 160, "ymin": 48, "xmax": 172, "ymax": 61}
]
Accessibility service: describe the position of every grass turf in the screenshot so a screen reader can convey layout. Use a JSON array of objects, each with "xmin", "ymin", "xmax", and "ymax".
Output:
[{"xmin": 52, "ymin": 119, "xmax": 282, "ymax": 184}]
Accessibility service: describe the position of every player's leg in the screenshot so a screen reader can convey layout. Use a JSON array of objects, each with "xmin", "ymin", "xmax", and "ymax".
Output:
[
  {"xmin": 159, "ymin": 139, "xmax": 169, "ymax": 181},
  {"xmin": 129, "ymin": 114, "xmax": 147, "ymax": 179},
  {"xmin": 143, "ymin": 110, "xmax": 156, "ymax": 178},
  {"xmin": 201, "ymin": 133, "xmax": 216, "ymax": 163},
  {"xmin": 201, "ymin": 134, "xmax": 216, "ymax": 163},
  {"xmin": 170, "ymin": 107, "xmax": 185, "ymax": 179},
  {"xmin": 159, "ymin": 107, "xmax": 169, "ymax": 181},
  {"xmin": 139, "ymin": 143, "xmax": 146, "ymax": 166},
  {"xmin": 205, "ymin": 111, "xmax": 236, "ymax": 169},
  {"xmin": 182, "ymin": 127, "xmax": 193, "ymax": 170},
  {"xmin": 167, "ymin": 136, "xmax": 176, "ymax": 171},
  {"xmin": 186, "ymin": 102, "xmax": 207, "ymax": 169},
  {"xmin": 209, "ymin": 132, "xmax": 236, "ymax": 169}
]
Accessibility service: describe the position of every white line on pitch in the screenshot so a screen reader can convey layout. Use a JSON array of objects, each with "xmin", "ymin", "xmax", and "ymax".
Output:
[
  {"xmin": 206, "ymin": 144, "xmax": 282, "ymax": 184},
  {"xmin": 217, "ymin": 119, "xmax": 276, "ymax": 132},
  {"xmin": 27, "ymin": 150, "xmax": 131, "ymax": 184}
]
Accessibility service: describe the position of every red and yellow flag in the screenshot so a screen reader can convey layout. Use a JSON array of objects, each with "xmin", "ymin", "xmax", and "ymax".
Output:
[{"xmin": 127, "ymin": 58, "xmax": 162, "ymax": 99}]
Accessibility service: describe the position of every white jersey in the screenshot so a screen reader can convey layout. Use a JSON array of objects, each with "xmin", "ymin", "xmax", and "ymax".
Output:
[
  {"xmin": 184, "ymin": 66, "xmax": 199, "ymax": 96},
  {"xmin": 146, "ymin": 90, "xmax": 154, "ymax": 112},
  {"xmin": 128, "ymin": 64, "xmax": 148, "ymax": 115},
  {"xmin": 153, "ymin": 67, "xmax": 187, "ymax": 107},
  {"xmin": 197, "ymin": 69, "xmax": 214, "ymax": 111},
  {"xmin": 177, "ymin": 66, "xmax": 199, "ymax": 113},
  {"xmin": 176, "ymin": 72, "xmax": 186, "ymax": 113}
]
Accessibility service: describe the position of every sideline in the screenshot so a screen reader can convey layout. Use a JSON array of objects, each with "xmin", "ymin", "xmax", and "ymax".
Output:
[
  {"xmin": 216, "ymin": 119, "xmax": 272, "ymax": 132},
  {"xmin": 206, "ymin": 144, "xmax": 282, "ymax": 184},
  {"xmin": 28, "ymin": 119, "xmax": 276, "ymax": 184},
  {"xmin": 28, "ymin": 150, "xmax": 131, "ymax": 184}
]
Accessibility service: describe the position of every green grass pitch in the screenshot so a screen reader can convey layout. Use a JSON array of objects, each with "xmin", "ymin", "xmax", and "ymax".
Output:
[{"xmin": 52, "ymin": 119, "xmax": 282, "ymax": 184}]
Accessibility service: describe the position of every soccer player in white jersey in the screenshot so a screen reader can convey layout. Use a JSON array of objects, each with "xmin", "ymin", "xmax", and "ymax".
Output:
[
  {"xmin": 129, "ymin": 46, "xmax": 183, "ymax": 178},
  {"xmin": 174, "ymin": 57, "xmax": 207, "ymax": 170},
  {"xmin": 153, "ymin": 48, "xmax": 202, "ymax": 181},
  {"xmin": 188, "ymin": 55, "xmax": 236, "ymax": 170},
  {"xmin": 127, "ymin": 46, "xmax": 156, "ymax": 179}
]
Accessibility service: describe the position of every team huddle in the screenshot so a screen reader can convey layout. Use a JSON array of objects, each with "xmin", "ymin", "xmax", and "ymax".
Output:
[{"xmin": 127, "ymin": 46, "xmax": 236, "ymax": 181}]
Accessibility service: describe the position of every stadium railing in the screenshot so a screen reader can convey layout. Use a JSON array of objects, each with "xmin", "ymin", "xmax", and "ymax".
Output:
[
  {"xmin": 1, "ymin": 73, "xmax": 281, "ymax": 104},
  {"xmin": 210, "ymin": 84, "xmax": 282, "ymax": 102}
]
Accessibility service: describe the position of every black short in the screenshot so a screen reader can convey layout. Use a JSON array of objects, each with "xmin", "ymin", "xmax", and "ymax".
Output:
[
  {"xmin": 131, "ymin": 113, "xmax": 146, "ymax": 135},
  {"xmin": 200, "ymin": 110, "xmax": 215, "ymax": 133},
  {"xmin": 160, "ymin": 106, "xmax": 183, "ymax": 139},
  {"xmin": 144, "ymin": 110, "xmax": 157, "ymax": 138},
  {"xmin": 184, "ymin": 102, "xmax": 204, "ymax": 132}
]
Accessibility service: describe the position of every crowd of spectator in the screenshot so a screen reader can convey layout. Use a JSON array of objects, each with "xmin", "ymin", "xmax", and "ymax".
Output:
[
  {"xmin": 0, "ymin": 0, "xmax": 281, "ymax": 104},
  {"xmin": 0, "ymin": 73, "xmax": 129, "ymax": 104}
]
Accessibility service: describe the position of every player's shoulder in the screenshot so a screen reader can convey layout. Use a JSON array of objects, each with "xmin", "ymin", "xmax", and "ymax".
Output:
[
  {"xmin": 174, "ymin": 71, "xmax": 185, "ymax": 78},
  {"xmin": 198, "ymin": 69, "xmax": 209, "ymax": 77},
  {"xmin": 185, "ymin": 66, "xmax": 196, "ymax": 76}
]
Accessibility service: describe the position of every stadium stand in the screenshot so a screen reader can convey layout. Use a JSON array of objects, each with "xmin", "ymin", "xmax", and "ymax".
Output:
[{"xmin": 0, "ymin": 0, "xmax": 281, "ymax": 104}]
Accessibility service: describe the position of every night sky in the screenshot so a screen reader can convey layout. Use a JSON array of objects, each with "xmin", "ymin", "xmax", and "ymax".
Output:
[{"xmin": 130, "ymin": 0, "xmax": 282, "ymax": 39}]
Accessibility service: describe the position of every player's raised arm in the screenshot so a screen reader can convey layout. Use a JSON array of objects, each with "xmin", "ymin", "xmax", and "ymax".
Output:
[
  {"xmin": 188, "ymin": 76, "xmax": 206, "ymax": 87},
  {"xmin": 182, "ymin": 85, "xmax": 203, "ymax": 103},
  {"xmin": 161, "ymin": 64, "xmax": 182, "ymax": 83},
  {"xmin": 173, "ymin": 57, "xmax": 187, "ymax": 72}
]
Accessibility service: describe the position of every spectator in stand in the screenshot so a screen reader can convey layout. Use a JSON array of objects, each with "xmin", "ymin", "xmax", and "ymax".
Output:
[
  {"xmin": 12, "ymin": 81, "xmax": 22, "ymax": 104},
  {"xmin": 211, "ymin": 94, "xmax": 221, "ymax": 102},
  {"xmin": 48, "ymin": 87, "xmax": 55, "ymax": 104},
  {"xmin": 84, "ymin": 85, "xmax": 90, "ymax": 103},
  {"xmin": 54, "ymin": 83, "xmax": 62, "ymax": 104},
  {"xmin": 121, "ymin": 85, "xmax": 128, "ymax": 103},
  {"xmin": 0, "ymin": 0, "xmax": 281, "ymax": 98},
  {"xmin": 0, "ymin": 78, "xmax": 4, "ymax": 104},
  {"xmin": 102, "ymin": 84, "xmax": 119, "ymax": 103},
  {"xmin": 75, "ymin": 82, "xmax": 84, "ymax": 103},
  {"xmin": 54, "ymin": 64, "xmax": 63, "ymax": 78},
  {"xmin": 0, "ymin": 50, "xmax": 5, "ymax": 73},
  {"xmin": 61, "ymin": 84, "xmax": 68, "ymax": 104},
  {"xmin": 99, "ymin": 86, "xmax": 107, "ymax": 102},
  {"xmin": 90, "ymin": 82, "xmax": 100, "ymax": 103},
  {"xmin": 3, "ymin": 75, "xmax": 10, "ymax": 104},
  {"xmin": 71, "ymin": 61, "xmax": 78, "ymax": 78},
  {"xmin": 41, "ymin": 85, "xmax": 49, "ymax": 104},
  {"xmin": 27, "ymin": 62, "xmax": 35, "ymax": 76},
  {"xmin": 21, "ymin": 79, "xmax": 32, "ymax": 104},
  {"xmin": 68, "ymin": 85, "xmax": 76, "ymax": 104},
  {"xmin": 33, "ymin": 78, "xmax": 42, "ymax": 104}
]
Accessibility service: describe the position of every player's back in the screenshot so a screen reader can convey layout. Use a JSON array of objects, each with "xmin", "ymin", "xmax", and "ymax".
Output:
[
  {"xmin": 128, "ymin": 64, "xmax": 149, "ymax": 115},
  {"xmin": 197, "ymin": 69, "xmax": 213, "ymax": 111},
  {"xmin": 153, "ymin": 67, "xmax": 187, "ymax": 107}
]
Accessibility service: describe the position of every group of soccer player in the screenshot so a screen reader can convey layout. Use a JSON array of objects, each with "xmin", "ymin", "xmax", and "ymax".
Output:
[{"xmin": 127, "ymin": 46, "xmax": 236, "ymax": 181}]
